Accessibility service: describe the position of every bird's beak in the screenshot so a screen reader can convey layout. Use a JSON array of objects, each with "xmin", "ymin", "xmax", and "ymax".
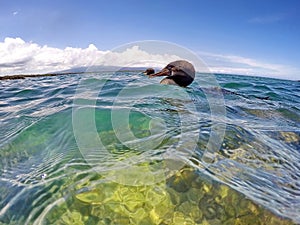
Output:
[{"xmin": 149, "ymin": 68, "xmax": 171, "ymax": 77}]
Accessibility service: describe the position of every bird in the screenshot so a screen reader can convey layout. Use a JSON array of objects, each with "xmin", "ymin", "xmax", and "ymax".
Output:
[
  {"xmin": 142, "ymin": 68, "xmax": 155, "ymax": 76},
  {"xmin": 143, "ymin": 60, "xmax": 195, "ymax": 87}
]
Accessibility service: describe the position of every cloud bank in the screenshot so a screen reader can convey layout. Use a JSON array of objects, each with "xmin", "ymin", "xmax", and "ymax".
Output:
[
  {"xmin": 0, "ymin": 37, "xmax": 298, "ymax": 80},
  {"xmin": 0, "ymin": 37, "xmax": 180, "ymax": 76},
  {"xmin": 199, "ymin": 52, "xmax": 299, "ymax": 80}
]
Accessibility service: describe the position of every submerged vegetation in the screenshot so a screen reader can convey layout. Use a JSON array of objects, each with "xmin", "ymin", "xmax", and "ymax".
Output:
[
  {"xmin": 44, "ymin": 166, "xmax": 293, "ymax": 225},
  {"xmin": 0, "ymin": 72, "xmax": 299, "ymax": 224}
]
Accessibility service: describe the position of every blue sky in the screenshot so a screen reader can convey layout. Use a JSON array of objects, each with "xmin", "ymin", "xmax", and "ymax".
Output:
[{"xmin": 0, "ymin": 0, "xmax": 300, "ymax": 79}]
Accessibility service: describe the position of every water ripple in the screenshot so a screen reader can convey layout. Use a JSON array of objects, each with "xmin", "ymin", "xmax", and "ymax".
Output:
[{"xmin": 0, "ymin": 73, "xmax": 299, "ymax": 224}]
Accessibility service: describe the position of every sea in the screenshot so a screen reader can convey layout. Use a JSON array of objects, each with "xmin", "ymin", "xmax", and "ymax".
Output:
[{"xmin": 0, "ymin": 71, "xmax": 299, "ymax": 225}]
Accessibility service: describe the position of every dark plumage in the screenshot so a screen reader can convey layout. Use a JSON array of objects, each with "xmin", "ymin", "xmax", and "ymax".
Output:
[
  {"xmin": 149, "ymin": 60, "xmax": 195, "ymax": 87},
  {"xmin": 142, "ymin": 68, "xmax": 155, "ymax": 75}
]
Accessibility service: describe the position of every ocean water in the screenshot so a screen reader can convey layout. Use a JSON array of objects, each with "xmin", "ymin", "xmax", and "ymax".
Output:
[{"xmin": 0, "ymin": 72, "xmax": 299, "ymax": 225}]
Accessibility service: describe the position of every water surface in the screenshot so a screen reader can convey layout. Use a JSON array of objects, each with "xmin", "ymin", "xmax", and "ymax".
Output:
[{"xmin": 0, "ymin": 72, "xmax": 299, "ymax": 224}]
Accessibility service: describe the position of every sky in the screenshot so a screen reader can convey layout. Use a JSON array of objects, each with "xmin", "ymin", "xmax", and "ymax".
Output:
[{"xmin": 0, "ymin": 0, "xmax": 300, "ymax": 80}]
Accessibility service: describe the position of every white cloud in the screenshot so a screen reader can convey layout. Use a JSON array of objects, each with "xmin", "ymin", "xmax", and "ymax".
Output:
[
  {"xmin": 0, "ymin": 37, "xmax": 181, "ymax": 76},
  {"xmin": 248, "ymin": 14, "xmax": 286, "ymax": 24},
  {"xmin": 199, "ymin": 51, "xmax": 300, "ymax": 80},
  {"xmin": 0, "ymin": 38, "xmax": 298, "ymax": 80}
]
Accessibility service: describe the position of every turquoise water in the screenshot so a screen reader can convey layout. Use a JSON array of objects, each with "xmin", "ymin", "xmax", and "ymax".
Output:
[{"xmin": 0, "ymin": 72, "xmax": 299, "ymax": 224}]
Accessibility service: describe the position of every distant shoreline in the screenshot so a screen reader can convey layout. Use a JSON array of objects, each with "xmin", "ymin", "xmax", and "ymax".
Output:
[
  {"xmin": 0, "ymin": 72, "xmax": 86, "ymax": 80},
  {"xmin": 0, "ymin": 70, "xmax": 298, "ymax": 82},
  {"xmin": 0, "ymin": 70, "xmax": 145, "ymax": 81}
]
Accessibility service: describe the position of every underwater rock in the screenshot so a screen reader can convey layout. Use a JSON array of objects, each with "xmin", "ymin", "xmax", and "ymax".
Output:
[
  {"xmin": 167, "ymin": 174, "xmax": 190, "ymax": 193},
  {"xmin": 42, "ymin": 165, "xmax": 295, "ymax": 225},
  {"xmin": 279, "ymin": 131, "xmax": 299, "ymax": 143},
  {"xmin": 167, "ymin": 168, "xmax": 198, "ymax": 193},
  {"xmin": 60, "ymin": 211, "xmax": 85, "ymax": 225}
]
